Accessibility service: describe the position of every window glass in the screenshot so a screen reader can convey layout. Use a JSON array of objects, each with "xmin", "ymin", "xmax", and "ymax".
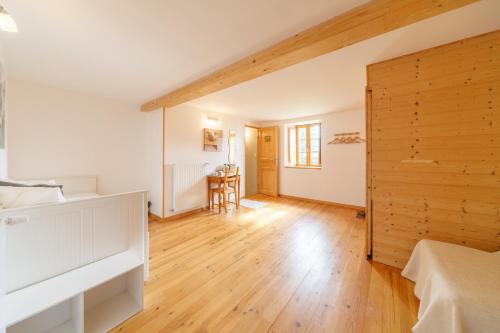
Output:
[
  {"xmin": 287, "ymin": 123, "xmax": 321, "ymax": 168},
  {"xmin": 310, "ymin": 124, "xmax": 320, "ymax": 139},
  {"xmin": 310, "ymin": 138, "xmax": 320, "ymax": 152},
  {"xmin": 310, "ymin": 152, "xmax": 320, "ymax": 165},
  {"xmin": 298, "ymin": 127, "xmax": 307, "ymax": 140},
  {"xmin": 298, "ymin": 140, "xmax": 307, "ymax": 153},
  {"xmin": 298, "ymin": 152, "xmax": 307, "ymax": 165}
]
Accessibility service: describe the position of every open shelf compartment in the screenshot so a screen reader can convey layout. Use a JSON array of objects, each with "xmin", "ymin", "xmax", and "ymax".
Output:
[
  {"xmin": 1, "ymin": 252, "xmax": 143, "ymax": 333},
  {"xmin": 84, "ymin": 265, "xmax": 143, "ymax": 333},
  {"xmin": 7, "ymin": 295, "xmax": 83, "ymax": 333}
]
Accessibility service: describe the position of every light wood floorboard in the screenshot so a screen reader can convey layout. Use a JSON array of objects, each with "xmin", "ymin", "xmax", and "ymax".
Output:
[{"xmin": 112, "ymin": 195, "xmax": 418, "ymax": 333}]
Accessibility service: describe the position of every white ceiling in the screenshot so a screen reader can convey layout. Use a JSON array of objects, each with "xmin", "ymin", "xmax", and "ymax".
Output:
[
  {"xmin": 0, "ymin": 0, "xmax": 368, "ymax": 104},
  {"xmin": 1, "ymin": 0, "xmax": 499, "ymax": 121},
  {"xmin": 186, "ymin": 0, "xmax": 500, "ymax": 121}
]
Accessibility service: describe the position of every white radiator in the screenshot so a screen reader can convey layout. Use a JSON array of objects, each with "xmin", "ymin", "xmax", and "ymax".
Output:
[{"xmin": 168, "ymin": 163, "xmax": 210, "ymax": 213}]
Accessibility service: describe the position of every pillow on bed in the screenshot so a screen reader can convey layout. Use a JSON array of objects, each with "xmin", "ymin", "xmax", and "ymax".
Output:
[
  {"xmin": 0, "ymin": 179, "xmax": 64, "ymax": 193},
  {"xmin": 0, "ymin": 186, "xmax": 66, "ymax": 209}
]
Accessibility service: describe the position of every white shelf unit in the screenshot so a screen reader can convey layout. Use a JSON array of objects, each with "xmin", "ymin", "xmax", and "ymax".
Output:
[
  {"xmin": 1, "ymin": 252, "xmax": 144, "ymax": 333},
  {"xmin": 0, "ymin": 191, "xmax": 148, "ymax": 333}
]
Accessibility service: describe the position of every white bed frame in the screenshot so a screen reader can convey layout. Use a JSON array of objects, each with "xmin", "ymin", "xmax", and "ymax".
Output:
[{"xmin": 0, "ymin": 178, "xmax": 149, "ymax": 333}]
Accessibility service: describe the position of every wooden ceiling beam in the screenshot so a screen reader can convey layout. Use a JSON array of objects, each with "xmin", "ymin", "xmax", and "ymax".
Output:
[{"xmin": 141, "ymin": 0, "xmax": 479, "ymax": 112}]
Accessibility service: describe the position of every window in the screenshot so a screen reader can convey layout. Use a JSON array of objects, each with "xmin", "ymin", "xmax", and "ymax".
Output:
[{"xmin": 287, "ymin": 123, "xmax": 321, "ymax": 168}]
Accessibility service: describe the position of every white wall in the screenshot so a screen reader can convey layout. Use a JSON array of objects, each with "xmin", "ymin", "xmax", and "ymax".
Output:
[
  {"xmin": 164, "ymin": 104, "xmax": 249, "ymax": 216},
  {"xmin": 0, "ymin": 45, "xmax": 7, "ymax": 179},
  {"xmin": 5, "ymin": 78, "xmax": 364, "ymax": 210},
  {"xmin": 6, "ymin": 79, "xmax": 149, "ymax": 194},
  {"xmin": 146, "ymin": 109, "xmax": 164, "ymax": 217},
  {"xmin": 262, "ymin": 109, "xmax": 366, "ymax": 207}
]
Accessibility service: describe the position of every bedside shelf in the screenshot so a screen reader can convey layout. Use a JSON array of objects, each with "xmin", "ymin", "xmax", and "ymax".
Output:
[
  {"xmin": 2, "ymin": 252, "xmax": 143, "ymax": 333},
  {"xmin": 84, "ymin": 267, "xmax": 143, "ymax": 333}
]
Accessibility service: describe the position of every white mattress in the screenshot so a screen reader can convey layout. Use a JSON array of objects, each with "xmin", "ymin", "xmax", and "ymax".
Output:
[{"xmin": 402, "ymin": 239, "xmax": 500, "ymax": 333}]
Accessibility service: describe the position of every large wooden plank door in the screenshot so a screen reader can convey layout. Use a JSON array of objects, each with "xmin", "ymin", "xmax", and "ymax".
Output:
[
  {"xmin": 367, "ymin": 31, "xmax": 500, "ymax": 269},
  {"xmin": 258, "ymin": 127, "xmax": 279, "ymax": 196}
]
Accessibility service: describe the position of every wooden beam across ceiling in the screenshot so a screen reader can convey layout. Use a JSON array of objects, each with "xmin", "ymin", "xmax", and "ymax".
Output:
[{"xmin": 141, "ymin": 0, "xmax": 479, "ymax": 112}]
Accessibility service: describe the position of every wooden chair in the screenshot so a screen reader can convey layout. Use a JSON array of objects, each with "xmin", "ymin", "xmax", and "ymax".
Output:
[
  {"xmin": 209, "ymin": 166, "xmax": 240, "ymax": 214},
  {"xmin": 225, "ymin": 167, "xmax": 240, "ymax": 210},
  {"xmin": 210, "ymin": 166, "xmax": 229, "ymax": 213}
]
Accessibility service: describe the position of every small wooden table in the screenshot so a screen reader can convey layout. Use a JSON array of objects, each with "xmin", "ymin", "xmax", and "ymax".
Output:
[{"xmin": 207, "ymin": 174, "xmax": 240, "ymax": 213}]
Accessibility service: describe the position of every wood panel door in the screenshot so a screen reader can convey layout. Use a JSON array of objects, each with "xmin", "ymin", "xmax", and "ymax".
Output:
[
  {"xmin": 367, "ymin": 31, "xmax": 500, "ymax": 269},
  {"xmin": 258, "ymin": 127, "xmax": 279, "ymax": 196}
]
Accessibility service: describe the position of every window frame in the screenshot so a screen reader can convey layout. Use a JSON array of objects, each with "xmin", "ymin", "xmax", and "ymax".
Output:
[{"xmin": 287, "ymin": 122, "xmax": 321, "ymax": 168}]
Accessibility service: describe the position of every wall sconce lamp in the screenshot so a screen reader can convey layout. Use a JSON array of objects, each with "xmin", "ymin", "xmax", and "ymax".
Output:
[
  {"xmin": 206, "ymin": 116, "xmax": 220, "ymax": 129},
  {"xmin": 0, "ymin": 6, "xmax": 18, "ymax": 33}
]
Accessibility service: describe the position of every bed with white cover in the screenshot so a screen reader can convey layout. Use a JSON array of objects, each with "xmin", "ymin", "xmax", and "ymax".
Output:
[
  {"xmin": 402, "ymin": 239, "xmax": 500, "ymax": 333},
  {"xmin": 0, "ymin": 176, "xmax": 149, "ymax": 333},
  {"xmin": 0, "ymin": 176, "xmax": 100, "ymax": 209}
]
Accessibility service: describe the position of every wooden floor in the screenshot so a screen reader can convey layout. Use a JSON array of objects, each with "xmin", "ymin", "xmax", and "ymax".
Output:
[{"xmin": 112, "ymin": 195, "xmax": 419, "ymax": 333}]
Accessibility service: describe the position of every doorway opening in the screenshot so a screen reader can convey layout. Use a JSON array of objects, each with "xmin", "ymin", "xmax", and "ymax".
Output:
[{"xmin": 244, "ymin": 126, "xmax": 258, "ymax": 197}]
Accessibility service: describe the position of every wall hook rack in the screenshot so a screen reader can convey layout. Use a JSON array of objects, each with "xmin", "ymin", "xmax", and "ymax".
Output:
[{"xmin": 328, "ymin": 132, "xmax": 366, "ymax": 144}]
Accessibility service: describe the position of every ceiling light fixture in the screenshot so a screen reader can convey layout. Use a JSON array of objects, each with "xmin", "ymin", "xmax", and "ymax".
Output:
[{"xmin": 0, "ymin": 6, "xmax": 17, "ymax": 32}]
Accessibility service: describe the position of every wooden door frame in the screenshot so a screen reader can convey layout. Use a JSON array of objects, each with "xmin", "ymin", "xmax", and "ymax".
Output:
[
  {"xmin": 162, "ymin": 108, "xmax": 165, "ymax": 218},
  {"xmin": 365, "ymin": 87, "xmax": 373, "ymax": 259}
]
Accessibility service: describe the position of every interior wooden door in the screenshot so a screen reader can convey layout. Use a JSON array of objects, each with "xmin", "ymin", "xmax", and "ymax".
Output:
[{"xmin": 258, "ymin": 126, "xmax": 279, "ymax": 196}]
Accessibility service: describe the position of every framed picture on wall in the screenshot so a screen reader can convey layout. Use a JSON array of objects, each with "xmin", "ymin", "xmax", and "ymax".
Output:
[{"xmin": 204, "ymin": 128, "xmax": 223, "ymax": 152}]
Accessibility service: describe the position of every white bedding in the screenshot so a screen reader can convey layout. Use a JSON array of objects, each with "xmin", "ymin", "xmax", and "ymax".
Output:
[
  {"xmin": 402, "ymin": 239, "xmax": 500, "ymax": 333},
  {"xmin": 0, "ymin": 176, "xmax": 99, "ymax": 209},
  {"xmin": 0, "ymin": 185, "xmax": 65, "ymax": 209}
]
